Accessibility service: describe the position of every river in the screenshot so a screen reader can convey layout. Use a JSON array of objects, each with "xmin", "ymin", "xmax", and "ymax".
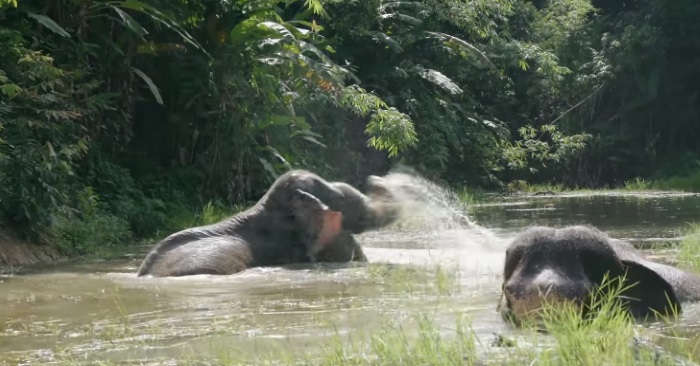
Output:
[{"xmin": 2, "ymin": 188, "xmax": 700, "ymax": 365}]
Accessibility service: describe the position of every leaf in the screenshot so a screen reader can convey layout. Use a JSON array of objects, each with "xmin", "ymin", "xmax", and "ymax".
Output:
[
  {"xmin": 417, "ymin": 68, "xmax": 463, "ymax": 95},
  {"xmin": 258, "ymin": 157, "xmax": 278, "ymax": 178},
  {"xmin": 0, "ymin": 83, "xmax": 21, "ymax": 97},
  {"xmin": 300, "ymin": 135, "xmax": 326, "ymax": 148},
  {"xmin": 27, "ymin": 13, "xmax": 70, "ymax": 38},
  {"xmin": 426, "ymin": 31, "xmax": 497, "ymax": 72},
  {"xmin": 518, "ymin": 59, "xmax": 529, "ymax": 71},
  {"xmin": 131, "ymin": 67, "xmax": 163, "ymax": 105},
  {"xmin": 110, "ymin": 5, "xmax": 149, "ymax": 37},
  {"xmin": 288, "ymin": 20, "xmax": 324, "ymax": 32},
  {"xmin": 364, "ymin": 31, "xmax": 404, "ymax": 53},
  {"xmin": 119, "ymin": 0, "xmax": 209, "ymax": 57},
  {"xmin": 258, "ymin": 21, "xmax": 295, "ymax": 41},
  {"xmin": 257, "ymin": 115, "xmax": 306, "ymax": 130},
  {"xmin": 230, "ymin": 18, "xmax": 259, "ymax": 47},
  {"xmin": 303, "ymin": 0, "xmax": 329, "ymax": 19},
  {"xmin": 380, "ymin": 12, "xmax": 423, "ymax": 27},
  {"xmin": 0, "ymin": 0, "xmax": 18, "ymax": 8}
]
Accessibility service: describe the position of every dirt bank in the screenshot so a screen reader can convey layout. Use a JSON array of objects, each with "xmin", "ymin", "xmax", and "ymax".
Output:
[{"xmin": 0, "ymin": 229, "xmax": 64, "ymax": 272}]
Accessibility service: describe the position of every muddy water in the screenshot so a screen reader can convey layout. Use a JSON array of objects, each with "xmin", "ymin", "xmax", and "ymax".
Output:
[{"xmin": 2, "ymin": 188, "xmax": 700, "ymax": 365}]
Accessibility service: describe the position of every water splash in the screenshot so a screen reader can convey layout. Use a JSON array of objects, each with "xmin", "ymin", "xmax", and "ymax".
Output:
[
  {"xmin": 378, "ymin": 166, "xmax": 479, "ymax": 229},
  {"xmin": 376, "ymin": 166, "xmax": 498, "ymax": 242}
]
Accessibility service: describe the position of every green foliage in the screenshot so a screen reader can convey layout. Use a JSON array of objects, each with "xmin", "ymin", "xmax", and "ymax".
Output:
[
  {"xmin": 623, "ymin": 177, "xmax": 653, "ymax": 191},
  {"xmin": 0, "ymin": 27, "xmax": 92, "ymax": 238},
  {"xmin": 2, "ymin": 0, "xmax": 700, "ymax": 254},
  {"xmin": 677, "ymin": 223, "xmax": 700, "ymax": 269},
  {"xmin": 0, "ymin": 0, "xmax": 424, "ymax": 249},
  {"xmin": 49, "ymin": 188, "xmax": 133, "ymax": 257},
  {"xmin": 502, "ymin": 124, "xmax": 591, "ymax": 175}
]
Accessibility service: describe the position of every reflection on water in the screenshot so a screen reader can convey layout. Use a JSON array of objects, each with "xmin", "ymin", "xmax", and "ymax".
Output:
[
  {"xmin": 471, "ymin": 193, "xmax": 700, "ymax": 245},
  {"xmin": 2, "ymin": 193, "xmax": 700, "ymax": 364}
]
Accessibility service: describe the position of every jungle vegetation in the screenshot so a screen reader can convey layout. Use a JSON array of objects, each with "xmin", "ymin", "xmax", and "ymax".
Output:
[{"xmin": 1, "ymin": 0, "xmax": 698, "ymax": 255}]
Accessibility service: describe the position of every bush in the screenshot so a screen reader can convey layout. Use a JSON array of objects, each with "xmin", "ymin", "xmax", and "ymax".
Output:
[{"xmin": 48, "ymin": 188, "xmax": 133, "ymax": 257}]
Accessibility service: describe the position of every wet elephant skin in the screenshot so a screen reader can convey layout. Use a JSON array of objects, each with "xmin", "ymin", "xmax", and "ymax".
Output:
[
  {"xmin": 136, "ymin": 170, "xmax": 398, "ymax": 277},
  {"xmin": 497, "ymin": 225, "xmax": 700, "ymax": 325}
]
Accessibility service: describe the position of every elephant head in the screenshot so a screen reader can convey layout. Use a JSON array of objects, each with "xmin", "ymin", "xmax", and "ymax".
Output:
[
  {"xmin": 290, "ymin": 188, "xmax": 343, "ymax": 261},
  {"xmin": 498, "ymin": 225, "xmax": 700, "ymax": 326}
]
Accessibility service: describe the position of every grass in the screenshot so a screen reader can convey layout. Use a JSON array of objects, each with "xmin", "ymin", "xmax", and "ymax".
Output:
[
  {"xmin": 676, "ymin": 222, "xmax": 700, "ymax": 269},
  {"xmin": 455, "ymin": 186, "xmax": 492, "ymax": 205},
  {"xmin": 653, "ymin": 171, "xmax": 700, "ymax": 192},
  {"xmin": 495, "ymin": 174, "xmax": 700, "ymax": 196}
]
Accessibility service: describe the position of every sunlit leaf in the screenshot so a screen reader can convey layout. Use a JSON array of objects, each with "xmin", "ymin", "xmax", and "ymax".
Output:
[
  {"xmin": 416, "ymin": 68, "xmax": 463, "ymax": 95},
  {"xmin": 0, "ymin": 83, "xmax": 21, "ymax": 98}
]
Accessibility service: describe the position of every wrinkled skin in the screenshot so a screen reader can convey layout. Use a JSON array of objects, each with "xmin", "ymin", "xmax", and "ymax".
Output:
[
  {"xmin": 498, "ymin": 225, "xmax": 700, "ymax": 325},
  {"xmin": 137, "ymin": 170, "xmax": 398, "ymax": 277}
]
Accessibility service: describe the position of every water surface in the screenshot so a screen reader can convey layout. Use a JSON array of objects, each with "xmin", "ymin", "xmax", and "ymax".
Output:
[{"xmin": 2, "ymin": 191, "xmax": 700, "ymax": 365}]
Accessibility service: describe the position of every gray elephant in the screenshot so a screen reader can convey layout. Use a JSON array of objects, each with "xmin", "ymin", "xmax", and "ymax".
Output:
[
  {"xmin": 313, "ymin": 231, "xmax": 367, "ymax": 263},
  {"xmin": 498, "ymin": 225, "xmax": 700, "ymax": 325},
  {"xmin": 136, "ymin": 169, "xmax": 398, "ymax": 277},
  {"xmin": 308, "ymin": 175, "xmax": 397, "ymax": 264}
]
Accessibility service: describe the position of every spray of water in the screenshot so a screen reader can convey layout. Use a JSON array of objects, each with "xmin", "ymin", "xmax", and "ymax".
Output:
[{"xmin": 376, "ymin": 166, "xmax": 498, "ymax": 242}]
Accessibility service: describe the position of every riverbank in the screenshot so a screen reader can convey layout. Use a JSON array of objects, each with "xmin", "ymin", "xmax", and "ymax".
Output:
[
  {"xmin": 0, "ymin": 229, "xmax": 63, "ymax": 270},
  {"xmin": 501, "ymin": 174, "xmax": 700, "ymax": 197},
  {"xmin": 2, "ymin": 184, "xmax": 699, "ymax": 273},
  {"xmin": 0, "ymin": 200, "xmax": 243, "ymax": 274}
]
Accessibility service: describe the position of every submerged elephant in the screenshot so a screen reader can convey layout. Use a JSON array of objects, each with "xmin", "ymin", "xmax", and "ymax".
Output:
[
  {"xmin": 314, "ymin": 230, "xmax": 368, "ymax": 263},
  {"xmin": 136, "ymin": 169, "xmax": 399, "ymax": 277},
  {"xmin": 498, "ymin": 225, "xmax": 700, "ymax": 325}
]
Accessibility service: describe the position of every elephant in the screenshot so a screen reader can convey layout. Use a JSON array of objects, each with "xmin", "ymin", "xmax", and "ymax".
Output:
[
  {"xmin": 305, "ymin": 175, "xmax": 397, "ymax": 264},
  {"xmin": 136, "ymin": 169, "xmax": 399, "ymax": 277},
  {"xmin": 313, "ymin": 230, "xmax": 368, "ymax": 263},
  {"xmin": 497, "ymin": 225, "xmax": 700, "ymax": 325}
]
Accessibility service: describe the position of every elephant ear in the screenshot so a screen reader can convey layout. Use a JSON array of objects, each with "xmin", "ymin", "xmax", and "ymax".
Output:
[
  {"xmin": 619, "ymin": 259, "xmax": 682, "ymax": 320},
  {"xmin": 292, "ymin": 189, "xmax": 343, "ymax": 247},
  {"xmin": 316, "ymin": 210, "xmax": 343, "ymax": 247},
  {"xmin": 292, "ymin": 189, "xmax": 328, "ymax": 210}
]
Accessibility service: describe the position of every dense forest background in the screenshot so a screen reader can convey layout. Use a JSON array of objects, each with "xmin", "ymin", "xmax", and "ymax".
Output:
[{"xmin": 1, "ymin": 0, "xmax": 699, "ymax": 255}]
